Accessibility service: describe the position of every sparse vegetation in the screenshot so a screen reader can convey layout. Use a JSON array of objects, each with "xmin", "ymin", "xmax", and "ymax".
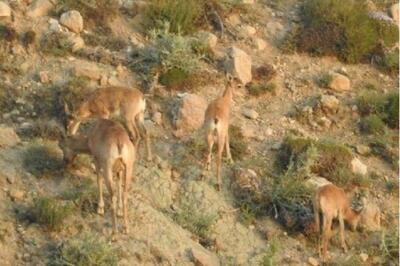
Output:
[
  {"xmin": 32, "ymin": 196, "xmax": 73, "ymax": 231},
  {"xmin": 132, "ymin": 24, "xmax": 201, "ymax": 87},
  {"xmin": 380, "ymin": 229, "xmax": 399, "ymax": 264},
  {"xmin": 360, "ymin": 114, "xmax": 387, "ymax": 135},
  {"xmin": 51, "ymin": 233, "xmax": 120, "ymax": 266},
  {"xmin": 82, "ymin": 27, "xmax": 128, "ymax": 51},
  {"xmin": 61, "ymin": 179, "xmax": 98, "ymax": 215},
  {"xmin": 261, "ymin": 237, "xmax": 281, "ymax": 266},
  {"xmin": 318, "ymin": 73, "xmax": 333, "ymax": 88},
  {"xmin": 286, "ymin": 0, "xmax": 399, "ymax": 65},
  {"xmin": 247, "ymin": 82, "xmax": 277, "ymax": 96},
  {"xmin": 55, "ymin": 0, "xmax": 119, "ymax": 26},
  {"xmin": 369, "ymin": 132, "xmax": 398, "ymax": 169},
  {"xmin": 144, "ymin": 0, "xmax": 203, "ymax": 34},
  {"xmin": 23, "ymin": 141, "xmax": 63, "ymax": 178},
  {"xmin": 172, "ymin": 199, "xmax": 217, "ymax": 241},
  {"xmin": 41, "ymin": 32, "xmax": 72, "ymax": 57},
  {"xmin": 229, "ymin": 125, "xmax": 249, "ymax": 160}
]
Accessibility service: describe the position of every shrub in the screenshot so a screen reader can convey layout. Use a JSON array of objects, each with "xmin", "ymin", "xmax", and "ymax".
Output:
[
  {"xmin": 41, "ymin": 32, "xmax": 72, "ymax": 57},
  {"xmin": 132, "ymin": 24, "xmax": 201, "ymax": 87},
  {"xmin": 318, "ymin": 73, "xmax": 333, "ymax": 88},
  {"xmin": 247, "ymin": 82, "xmax": 276, "ymax": 96},
  {"xmin": 61, "ymin": 179, "xmax": 98, "ymax": 215},
  {"xmin": 159, "ymin": 68, "xmax": 190, "ymax": 88},
  {"xmin": 52, "ymin": 233, "xmax": 120, "ymax": 266},
  {"xmin": 384, "ymin": 92, "xmax": 399, "ymax": 129},
  {"xmin": 377, "ymin": 49, "xmax": 399, "ymax": 75},
  {"xmin": 360, "ymin": 114, "xmax": 387, "ymax": 135},
  {"xmin": 369, "ymin": 133, "xmax": 398, "ymax": 169},
  {"xmin": 172, "ymin": 199, "xmax": 217, "ymax": 241},
  {"xmin": 229, "ymin": 125, "xmax": 248, "ymax": 160},
  {"xmin": 23, "ymin": 141, "xmax": 63, "ymax": 178},
  {"xmin": 82, "ymin": 26, "xmax": 128, "ymax": 51},
  {"xmin": 55, "ymin": 0, "xmax": 119, "ymax": 26},
  {"xmin": 278, "ymin": 136, "xmax": 355, "ymax": 185},
  {"xmin": 144, "ymin": 0, "xmax": 203, "ymax": 34},
  {"xmin": 380, "ymin": 229, "xmax": 399, "ymax": 264},
  {"xmin": 357, "ymin": 90, "xmax": 386, "ymax": 116},
  {"xmin": 32, "ymin": 196, "xmax": 73, "ymax": 231},
  {"xmin": 261, "ymin": 237, "xmax": 281, "ymax": 266},
  {"xmin": 291, "ymin": 0, "xmax": 399, "ymax": 63}
]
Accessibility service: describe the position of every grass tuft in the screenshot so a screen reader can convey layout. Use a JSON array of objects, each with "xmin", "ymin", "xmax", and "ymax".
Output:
[
  {"xmin": 32, "ymin": 196, "xmax": 73, "ymax": 231},
  {"xmin": 360, "ymin": 114, "xmax": 387, "ymax": 135}
]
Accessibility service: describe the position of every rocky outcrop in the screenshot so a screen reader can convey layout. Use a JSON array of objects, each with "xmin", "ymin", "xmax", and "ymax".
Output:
[
  {"xmin": 60, "ymin": 10, "xmax": 83, "ymax": 33},
  {"xmin": 173, "ymin": 94, "xmax": 207, "ymax": 137},
  {"xmin": 225, "ymin": 47, "xmax": 252, "ymax": 85}
]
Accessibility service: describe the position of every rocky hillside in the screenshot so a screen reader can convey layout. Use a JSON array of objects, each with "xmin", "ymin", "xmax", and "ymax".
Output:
[{"xmin": 0, "ymin": 0, "xmax": 398, "ymax": 265}]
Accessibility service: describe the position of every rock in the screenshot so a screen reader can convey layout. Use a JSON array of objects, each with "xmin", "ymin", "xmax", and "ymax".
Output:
[
  {"xmin": 240, "ymin": 124, "xmax": 256, "ymax": 138},
  {"xmin": 66, "ymin": 34, "xmax": 84, "ymax": 52},
  {"xmin": 48, "ymin": 18, "xmax": 62, "ymax": 32},
  {"xmin": 360, "ymin": 253, "xmax": 369, "ymax": 262},
  {"xmin": 232, "ymin": 167, "xmax": 260, "ymax": 194},
  {"xmin": 152, "ymin": 112, "xmax": 163, "ymax": 125},
  {"xmin": 320, "ymin": 95, "xmax": 339, "ymax": 112},
  {"xmin": 317, "ymin": 116, "xmax": 331, "ymax": 128},
  {"xmin": 253, "ymin": 38, "xmax": 267, "ymax": 51},
  {"xmin": 356, "ymin": 144, "xmax": 370, "ymax": 156},
  {"xmin": 240, "ymin": 25, "xmax": 256, "ymax": 37},
  {"xmin": 39, "ymin": 71, "xmax": 49, "ymax": 84},
  {"xmin": 225, "ymin": 47, "xmax": 252, "ymax": 85},
  {"xmin": 60, "ymin": 10, "xmax": 83, "ymax": 33},
  {"xmin": 359, "ymin": 202, "xmax": 381, "ymax": 231},
  {"xmin": 190, "ymin": 248, "xmax": 220, "ymax": 266},
  {"xmin": 308, "ymin": 257, "xmax": 319, "ymax": 266},
  {"xmin": 26, "ymin": 0, "xmax": 56, "ymax": 18},
  {"xmin": 0, "ymin": 1, "xmax": 11, "ymax": 18},
  {"xmin": 351, "ymin": 157, "xmax": 368, "ymax": 176},
  {"xmin": 328, "ymin": 73, "xmax": 351, "ymax": 92},
  {"xmin": 73, "ymin": 63, "xmax": 101, "ymax": 81},
  {"xmin": 174, "ymin": 94, "xmax": 207, "ymax": 137},
  {"xmin": 197, "ymin": 31, "xmax": 218, "ymax": 49},
  {"xmin": 226, "ymin": 14, "xmax": 241, "ymax": 26},
  {"xmin": 9, "ymin": 188, "xmax": 24, "ymax": 201},
  {"xmin": 0, "ymin": 126, "xmax": 20, "ymax": 147},
  {"xmin": 242, "ymin": 108, "xmax": 258, "ymax": 119},
  {"xmin": 306, "ymin": 176, "xmax": 331, "ymax": 191},
  {"xmin": 390, "ymin": 3, "xmax": 399, "ymax": 25}
]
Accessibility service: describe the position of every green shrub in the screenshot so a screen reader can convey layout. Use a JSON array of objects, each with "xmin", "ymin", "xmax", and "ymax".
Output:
[
  {"xmin": 32, "ymin": 196, "xmax": 73, "ymax": 231},
  {"xmin": 82, "ymin": 26, "xmax": 128, "ymax": 51},
  {"xmin": 360, "ymin": 114, "xmax": 387, "ymax": 135},
  {"xmin": 357, "ymin": 90, "xmax": 387, "ymax": 116},
  {"xmin": 261, "ymin": 237, "xmax": 281, "ymax": 266},
  {"xmin": 61, "ymin": 179, "xmax": 98, "ymax": 215},
  {"xmin": 377, "ymin": 49, "xmax": 399, "ymax": 75},
  {"xmin": 172, "ymin": 199, "xmax": 217, "ymax": 241},
  {"xmin": 229, "ymin": 125, "xmax": 248, "ymax": 160},
  {"xmin": 23, "ymin": 141, "xmax": 63, "ymax": 178},
  {"xmin": 132, "ymin": 24, "xmax": 200, "ymax": 83},
  {"xmin": 318, "ymin": 73, "xmax": 333, "ymax": 88},
  {"xmin": 291, "ymin": 0, "xmax": 399, "ymax": 63},
  {"xmin": 380, "ymin": 229, "xmax": 399, "ymax": 264},
  {"xmin": 41, "ymin": 32, "xmax": 72, "ymax": 57},
  {"xmin": 159, "ymin": 68, "xmax": 190, "ymax": 88},
  {"xmin": 55, "ymin": 0, "xmax": 119, "ymax": 26},
  {"xmin": 247, "ymin": 82, "xmax": 276, "ymax": 96},
  {"xmin": 144, "ymin": 0, "xmax": 203, "ymax": 34},
  {"xmin": 278, "ymin": 136, "xmax": 355, "ymax": 185},
  {"xmin": 52, "ymin": 233, "xmax": 120, "ymax": 266},
  {"xmin": 384, "ymin": 92, "xmax": 399, "ymax": 128},
  {"xmin": 369, "ymin": 133, "xmax": 398, "ymax": 169}
]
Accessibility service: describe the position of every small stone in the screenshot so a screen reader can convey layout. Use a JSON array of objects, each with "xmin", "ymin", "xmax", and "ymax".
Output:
[
  {"xmin": 308, "ymin": 257, "xmax": 319, "ymax": 266},
  {"xmin": 39, "ymin": 71, "xmax": 49, "ymax": 84},
  {"xmin": 253, "ymin": 38, "xmax": 267, "ymax": 51},
  {"xmin": 9, "ymin": 188, "xmax": 25, "ymax": 201},
  {"xmin": 171, "ymin": 170, "xmax": 181, "ymax": 180},
  {"xmin": 158, "ymin": 160, "xmax": 169, "ymax": 171},
  {"xmin": 328, "ymin": 73, "xmax": 351, "ymax": 92},
  {"xmin": 242, "ymin": 108, "xmax": 259, "ymax": 119},
  {"xmin": 351, "ymin": 157, "xmax": 368, "ymax": 176},
  {"xmin": 73, "ymin": 63, "xmax": 101, "ymax": 81},
  {"xmin": 317, "ymin": 116, "xmax": 332, "ymax": 128},
  {"xmin": 0, "ymin": 126, "xmax": 20, "ymax": 147},
  {"xmin": 152, "ymin": 112, "xmax": 162, "ymax": 126},
  {"xmin": 240, "ymin": 25, "xmax": 256, "ymax": 37},
  {"xmin": 320, "ymin": 95, "xmax": 339, "ymax": 112},
  {"xmin": 48, "ymin": 18, "xmax": 62, "ymax": 32},
  {"xmin": 197, "ymin": 31, "xmax": 218, "ymax": 49},
  {"xmin": 356, "ymin": 144, "xmax": 370, "ymax": 156},
  {"xmin": 360, "ymin": 253, "xmax": 369, "ymax": 262}
]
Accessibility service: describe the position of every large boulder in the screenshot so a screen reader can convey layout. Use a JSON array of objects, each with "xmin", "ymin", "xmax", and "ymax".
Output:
[
  {"xmin": 225, "ymin": 47, "xmax": 252, "ymax": 85},
  {"xmin": 173, "ymin": 94, "xmax": 207, "ymax": 137},
  {"xmin": 328, "ymin": 73, "xmax": 351, "ymax": 92},
  {"xmin": 0, "ymin": 1, "xmax": 11, "ymax": 18},
  {"xmin": 26, "ymin": 0, "xmax": 56, "ymax": 18},
  {"xmin": 60, "ymin": 10, "xmax": 83, "ymax": 33}
]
